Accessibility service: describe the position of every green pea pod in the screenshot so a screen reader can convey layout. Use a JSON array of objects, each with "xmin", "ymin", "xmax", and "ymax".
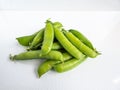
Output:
[
  {"xmin": 54, "ymin": 56, "xmax": 87, "ymax": 73},
  {"xmin": 54, "ymin": 27, "xmax": 85, "ymax": 59},
  {"xmin": 40, "ymin": 20, "xmax": 54, "ymax": 55},
  {"xmin": 37, "ymin": 60, "xmax": 57, "ymax": 77},
  {"xmin": 29, "ymin": 28, "xmax": 44, "ymax": 49},
  {"xmin": 16, "ymin": 30, "xmax": 40, "ymax": 46},
  {"xmin": 64, "ymin": 31, "xmax": 98, "ymax": 58},
  {"xmin": 10, "ymin": 50, "xmax": 63, "ymax": 61},
  {"xmin": 16, "ymin": 22, "xmax": 62, "ymax": 47},
  {"xmin": 37, "ymin": 52, "xmax": 72, "ymax": 77},
  {"xmin": 69, "ymin": 29, "xmax": 94, "ymax": 50}
]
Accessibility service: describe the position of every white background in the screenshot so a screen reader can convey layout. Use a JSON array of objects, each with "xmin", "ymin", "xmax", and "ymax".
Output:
[
  {"xmin": 0, "ymin": 0, "xmax": 120, "ymax": 11},
  {"xmin": 0, "ymin": 11, "xmax": 120, "ymax": 90}
]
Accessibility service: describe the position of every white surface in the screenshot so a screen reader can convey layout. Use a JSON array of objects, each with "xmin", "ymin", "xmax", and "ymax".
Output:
[
  {"xmin": 0, "ymin": 11, "xmax": 120, "ymax": 90},
  {"xmin": 0, "ymin": 0, "xmax": 120, "ymax": 11}
]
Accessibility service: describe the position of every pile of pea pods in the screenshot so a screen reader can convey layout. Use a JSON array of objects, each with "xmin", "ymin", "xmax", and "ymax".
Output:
[{"xmin": 10, "ymin": 20, "xmax": 100, "ymax": 77}]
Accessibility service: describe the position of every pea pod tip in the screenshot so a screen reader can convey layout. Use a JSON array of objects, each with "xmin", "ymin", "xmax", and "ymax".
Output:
[
  {"xmin": 9, "ymin": 54, "xmax": 15, "ymax": 61},
  {"xmin": 38, "ymin": 75, "xmax": 41, "ymax": 78},
  {"xmin": 37, "ymin": 72, "xmax": 42, "ymax": 78}
]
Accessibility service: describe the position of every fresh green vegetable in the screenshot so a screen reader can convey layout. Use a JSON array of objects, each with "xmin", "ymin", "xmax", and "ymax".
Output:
[
  {"xmin": 37, "ymin": 52, "xmax": 72, "ymax": 77},
  {"xmin": 64, "ymin": 31, "xmax": 98, "ymax": 58},
  {"xmin": 10, "ymin": 19, "xmax": 99, "ymax": 78},
  {"xmin": 40, "ymin": 20, "xmax": 54, "ymax": 55},
  {"xmin": 37, "ymin": 60, "xmax": 57, "ymax": 77},
  {"xmin": 69, "ymin": 29, "xmax": 94, "ymax": 50},
  {"xmin": 54, "ymin": 56, "xmax": 87, "ymax": 73},
  {"xmin": 54, "ymin": 27, "xmax": 85, "ymax": 59},
  {"xmin": 16, "ymin": 33, "xmax": 37, "ymax": 46},
  {"xmin": 29, "ymin": 28, "xmax": 44, "ymax": 50},
  {"xmin": 10, "ymin": 50, "xmax": 63, "ymax": 61}
]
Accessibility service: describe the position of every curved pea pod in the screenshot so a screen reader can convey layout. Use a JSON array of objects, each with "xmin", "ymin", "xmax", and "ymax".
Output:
[
  {"xmin": 29, "ymin": 29, "xmax": 44, "ymax": 50},
  {"xmin": 10, "ymin": 50, "xmax": 63, "ymax": 61},
  {"xmin": 40, "ymin": 20, "xmax": 54, "ymax": 55},
  {"xmin": 37, "ymin": 52, "xmax": 72, "ymax": 77},
  {"xmin": 54, "ymin": 56, "xmax": 87, "ymax": 73},
  {"xmin": 37, "ymin": 60, "xmax": 57, "ymax": 77},
  {"xmin": 16, "ymin": 31, "xmax": 39, "ymax": 46},
  {"xmin": 54, "ymin": 27, "xmax": 85, "ymax": 59},
  {"xmin": 69, "ymin": 29, "xmax": 94, "ymax": 50},
  {"xmin": 64, "ymin": 31, "xmax": 98, "ymax": 58}
]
